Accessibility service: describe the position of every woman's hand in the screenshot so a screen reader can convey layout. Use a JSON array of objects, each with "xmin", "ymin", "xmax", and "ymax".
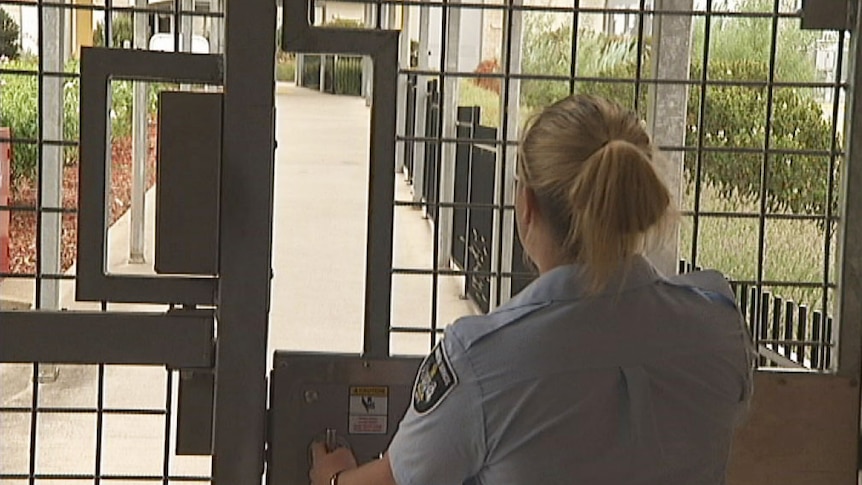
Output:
[{"xmin": 308, "ymin": 442, "xmax": 358, "ymax": 485}]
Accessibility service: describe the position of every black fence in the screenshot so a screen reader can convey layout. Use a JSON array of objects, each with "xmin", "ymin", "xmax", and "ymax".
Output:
[
  {"xmin": 408, "ymin": 80, "xmax": 534, "ymax": 313},
  {"xmin": 299, "ymin": 54, "xmax": 362, "ymax": 96},
  {"xmin": 679, "ymin": 261, "xmax": 834, "ymax": 371}
]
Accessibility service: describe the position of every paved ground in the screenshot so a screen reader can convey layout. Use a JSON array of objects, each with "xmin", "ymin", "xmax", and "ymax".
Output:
[{"xmin": 0, "ymin": 85, "xmax": 476, "ymax": 483}]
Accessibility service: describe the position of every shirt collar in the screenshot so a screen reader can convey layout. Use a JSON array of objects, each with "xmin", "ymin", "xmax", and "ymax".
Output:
[{"xmin": 501, "ymin": 255, "xmax": 664, "ymax": 310}]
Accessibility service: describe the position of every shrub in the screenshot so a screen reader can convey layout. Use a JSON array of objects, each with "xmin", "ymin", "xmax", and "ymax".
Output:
[
  {"xmin": 93, "ymin": 14, "xmax": 134, "ymax": 48},
  {"xmin": 276, "ymin": 53, "xmax": 296, "ymax": 82},
  {"xmin": 0, "ymin": 57, "xmax": 163, "ymax": 183},
  {"xmin": 686, "ymin": 59, "xmax": 837, "ymax": 216},
  {"xmin": 0, "ymin": 8, "xmax": 20, "ymax": 60}
]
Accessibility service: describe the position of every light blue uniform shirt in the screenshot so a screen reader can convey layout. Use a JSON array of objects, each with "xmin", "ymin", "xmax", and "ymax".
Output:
[{"xmin": 388, "ymin": 256, "xmax": 754, "ymax": 485}]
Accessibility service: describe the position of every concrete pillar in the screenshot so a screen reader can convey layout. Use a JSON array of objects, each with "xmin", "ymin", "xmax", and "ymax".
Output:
[
  {"xmin": 211, "ymin": 0, "xmax": 224, "ymax": 54},
  {"xmin": 130, "ymin": 0, "xmax": 148, "ymax": 264},
  {"xmin": 493, "ymin": 0, "xmax": 523, "ymax": 308},
  {"xmin": 645, "ymin": 0, "xmax": 693, "ymax": 276},
  {"xmin": 411, "ymin": 4, "xmax": 430, "ymax": 204},
  {"xmin": 395, "ymin": 5, "xmax": 411, "ymax": 174},
  {"xmin": 181, "ymin": 0, "xmax": 193, "ymax": 52},
  {"xmin": 436, "ymin": 2, "xmax": 461, "ymax": 268},
  {"xmin": 38, "ymin": 4, "xmax": 65, "ymax": 382},
  {"xmin": 362, "ymin": 3, "xmax": 375, "ymax": 106}
]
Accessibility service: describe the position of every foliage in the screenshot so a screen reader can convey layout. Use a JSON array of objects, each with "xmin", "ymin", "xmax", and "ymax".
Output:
[
  {"xmin": 691, "ymin": 0, "xmax": 820, "ymax": 83},
  {"xmin": 521, "ymin": 13, "xmax": 648, "ymax": 110},
  {"xmin": 680, "ymin": 178, "xmax": 835, "ymax": 312},
  {"xmin": 0, "ymin": 7, "xmax": 20, "ymax": 60},
  {"xmin": 276, "ymin": 53, "xmax": 296, "ymax": 82},
  {"xmin": 0, "ymin": 57, "xmax": 163, "ymax": 182},
  {"xmin": 93, "ymin": 14, "xmax": 135, "ymax": 48},
  {"xmin": 686, "ymin": 59, "xmax": 836, "ymax": 216}
]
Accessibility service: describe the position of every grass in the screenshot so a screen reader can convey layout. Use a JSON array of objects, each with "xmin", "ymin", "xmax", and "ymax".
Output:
[
  {"xmin": 679, "ymin": 179, "xmax": 835, "ymax": 313},
  {"xmin": 276, "ymin": 53, "xmax": 296, "ymax": 83}
]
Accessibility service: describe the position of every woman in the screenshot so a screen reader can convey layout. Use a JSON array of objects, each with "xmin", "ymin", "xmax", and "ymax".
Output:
[{"xmin": 310, "ymin": 95, "xmax": 754, "ymax": 485}]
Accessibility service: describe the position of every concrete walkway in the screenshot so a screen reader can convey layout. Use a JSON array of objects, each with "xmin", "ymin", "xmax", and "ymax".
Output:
[{"xmin": 0, "ymin": 85, "xmax": 476, "ymax": 482}]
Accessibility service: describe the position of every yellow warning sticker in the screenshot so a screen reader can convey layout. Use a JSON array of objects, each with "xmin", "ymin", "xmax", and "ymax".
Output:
[{"xmin": 350, "ymin": 386, "xmax": 388, "ymax": 397}]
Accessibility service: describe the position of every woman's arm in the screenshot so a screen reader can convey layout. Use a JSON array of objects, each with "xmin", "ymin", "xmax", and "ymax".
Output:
[{"xmin": 309, "ymin": 442, "xmax": 397, "ymax": 485}]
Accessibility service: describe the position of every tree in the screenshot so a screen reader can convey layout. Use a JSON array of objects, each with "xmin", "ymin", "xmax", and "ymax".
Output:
[
  {"xmin": 93, "ymin": 14, "xmax": 134, "ymax": 48},
  {"xmin": 0, "ymin": 8, "xmax": 20, "ymax": 60}
]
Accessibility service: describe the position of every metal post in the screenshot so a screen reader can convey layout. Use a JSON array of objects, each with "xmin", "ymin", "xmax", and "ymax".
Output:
[
  {"xmin": 835, "ymin": 1, "xmax": 862, "ymax": 379},
  {"xmin": 319, "ymin": 54, "xmax": 326, "ymax": 92},
  {"xmin": 38, "ymin": 2, "xmax": 65, "ymax": 382},
  {"xmin": 130, "ymin": 0, "xmax": 148, "ymax": 264},
  {"xmin": 645, "ymin": 0, "xmax": 692, "ymax": 276},
  {"xmin": 181, "ymin": 0, "xmax": 193, "ymax": 52},
  {"xmin": 436, "ymin": 1, "xmax": 461, "ymax": 268},
  {"xmin": 213, "ymin": 0, "xmax": 275, "ymax": 481},
  {"xmin": 412, "ymin": 4, "xmax": 430, "ymax": 203},
  {"xmin": 494, "ymin": 0, "xmax": 523, "ymax": 307},
  {"xmin": 362, "ymin": 4, "xmax": 375, "ymax": 106},
  {"xmin": 395, "ymin": 5, "xmax": 411, "ymax": 174}
]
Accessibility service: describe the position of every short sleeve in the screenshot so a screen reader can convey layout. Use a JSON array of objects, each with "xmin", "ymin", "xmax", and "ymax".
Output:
[{"xmin": 387, "ymin": 334, "xmax": 485, "ymax": 485}]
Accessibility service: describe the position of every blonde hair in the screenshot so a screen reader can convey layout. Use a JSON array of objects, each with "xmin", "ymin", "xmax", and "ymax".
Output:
[{"xmin": 518, "ymin": 95, "xmax": 672, "ymax": 292}]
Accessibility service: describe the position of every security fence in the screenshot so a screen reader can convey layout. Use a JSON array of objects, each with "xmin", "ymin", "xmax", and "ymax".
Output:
[
  {"xmin": 298, "ymin": 54, "xmax": 363, "ymax": 95},
  {"xmin": 391, "ymin": 0, "xmax": 852, "ymax": 375}
]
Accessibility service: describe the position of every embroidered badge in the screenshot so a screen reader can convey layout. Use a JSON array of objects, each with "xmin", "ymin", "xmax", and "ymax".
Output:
[{"xmin": 413, "ymin": 341, "xmax": 458, "ymax": 414}]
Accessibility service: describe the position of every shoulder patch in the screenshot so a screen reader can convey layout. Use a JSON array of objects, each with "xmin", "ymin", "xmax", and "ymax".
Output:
[{"xmin": 412, "ymin": 341, "xmax": 458, "ymax": 414}]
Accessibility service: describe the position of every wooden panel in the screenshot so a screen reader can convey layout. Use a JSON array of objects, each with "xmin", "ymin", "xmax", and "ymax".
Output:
[{"xmin": 728, "ymin": 371, "xmax": 859, "ymax": 485}]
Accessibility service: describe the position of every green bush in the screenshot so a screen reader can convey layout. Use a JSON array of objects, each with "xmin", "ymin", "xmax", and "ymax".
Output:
[
  {"xmin": 0, "ymin": 57, "xmax": 163, "ymax": 182},
  {"xmin": 0, "ymin": 8, "xmax": 20, "ymax": 60},
  {"xmin": 92, "ymin": 14, "xmax": 134, "ymax": 48},
  {"xmin": 276, "ymin": 53, "xmax": 296, "ymax": 82},
  {"xmin": 686, "ymin": 59, "xmax": 836, "ymax": 216},
  {"xmin": 521, "ymin": 14, "xmax": 647, "ymax": 111}
]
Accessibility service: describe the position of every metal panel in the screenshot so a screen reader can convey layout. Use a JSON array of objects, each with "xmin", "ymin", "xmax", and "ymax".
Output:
[
  {"xmin": 0, "ymin": 310, "xmax": 214, "ymax": 367},
  {"xmin": 801, "ymin": 0, "xmax": 854, "ymax": 31},
  {"xmin": 156, "ymin": 91, "xmax": 222, "ymax": 276},
  {"xmin": 268, "ymin": 352, "xmax": 421, "ymax": 485},
  {"xmin": 835, "ymin": 0, "xmax": 862, "ymax": 378},
  {"xmin": 77, "ymin": 48, "xmax": 222, "ymax": 305},
  {"xmin": 283, "ymin": 0, "xmax": 400, "ymax": 358},
  {"xmin": 177, "ymin": 368, "xmax": 216, "ymax": 455},
  {"xmin": 727, "ymin": 371, "xmax": 859, "ymax": 484}
]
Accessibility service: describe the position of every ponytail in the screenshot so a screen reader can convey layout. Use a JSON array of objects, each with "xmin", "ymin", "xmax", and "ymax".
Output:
[
  {"xmin": 567, "ymin": 139, "xmax": 671, "ymax": 292},
  {"xmin": 519, "ymin": 95, "xmax": 673, "ymax": 293}
]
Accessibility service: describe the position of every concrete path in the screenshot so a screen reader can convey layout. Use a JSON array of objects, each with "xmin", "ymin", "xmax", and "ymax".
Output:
[{"xmin": 0, "ymin": 85, "xmax": 476, "ymax": 482}]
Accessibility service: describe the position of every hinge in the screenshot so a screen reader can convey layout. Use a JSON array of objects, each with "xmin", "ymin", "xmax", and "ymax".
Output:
[{"xmin": 801, "ymin": 0, "xmax": 855, "ymax": 31}]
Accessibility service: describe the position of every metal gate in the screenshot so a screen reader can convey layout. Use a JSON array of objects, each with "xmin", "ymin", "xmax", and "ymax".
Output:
[{"xmin": 2, "ymin": 0, "xmax": 862, "ymax": 483}]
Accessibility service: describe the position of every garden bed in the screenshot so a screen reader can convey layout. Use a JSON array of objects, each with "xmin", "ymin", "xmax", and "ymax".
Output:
[{"xmin": 8, "ymin": 124, "xmax": 157, "ymax": 275}]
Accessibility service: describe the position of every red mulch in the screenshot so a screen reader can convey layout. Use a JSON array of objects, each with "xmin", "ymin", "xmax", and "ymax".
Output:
[{"xmin": 7, "ymin": 124, "xmax": 158, "ymax": 275}]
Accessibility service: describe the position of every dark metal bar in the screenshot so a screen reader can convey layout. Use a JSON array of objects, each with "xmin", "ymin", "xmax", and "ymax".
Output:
[
  {"xmin": 0, "ymin": 311, "xmax": 214, "ymax": 367},
  {"xmin": 797, "ymin": 305, "xmax": 809, "ymax": 365},
  {"xmin": 94, "ymin": 364, "xmax": 105, "ymax": 485},
  {"xmin": 689, "ymin": 0, "xmax": 714, "ymax": 267},
  {"xmin": 783, "ymin": 300, "xmax": 793, "ymax": 359},
  {"xmin": 834, "ymin": 0, "xmax": 862, "ymax": 377},
  {"xmin": 28, "ymin": 364, "xmax": 38, "ymax": 485},
  {"xmin": 211, "ymin": 0, "xmax": 277, "ymax": 482},
  {"xmin": 162, "ymin": 370, "xmax": 173, "ymax": 485},
  {"xmin": 812, "ymin": 310, "xmax": 823, "ymax": 369},
  {"xmin": 771, "ymin": 296, "xmax": 781, "ymax": 353}
]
